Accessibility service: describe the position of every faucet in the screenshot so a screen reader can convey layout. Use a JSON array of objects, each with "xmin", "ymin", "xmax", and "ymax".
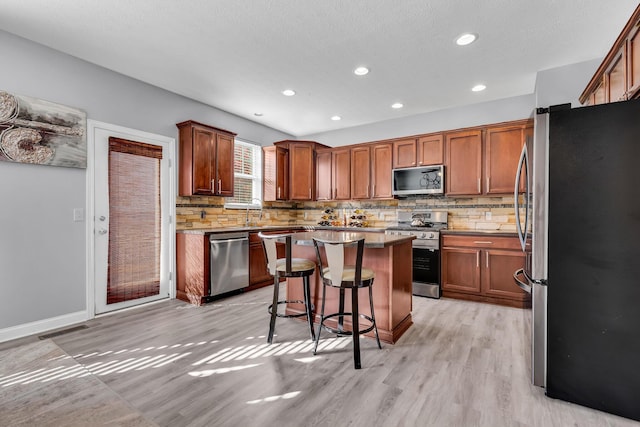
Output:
[{"xmin": 245, "ymin": 198, "xmax": 263, "ymax": 226}]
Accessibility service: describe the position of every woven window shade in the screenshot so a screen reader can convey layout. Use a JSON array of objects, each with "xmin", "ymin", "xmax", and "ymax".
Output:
[{"xmin": 107, "ymin": 137, "xmax": 162, "ymax": 304}]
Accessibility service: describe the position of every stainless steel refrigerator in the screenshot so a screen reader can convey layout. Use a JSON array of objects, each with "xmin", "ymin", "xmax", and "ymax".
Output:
[{"xmin": 514, "ymin": 99, "xmax": 640, "ymax": 422}]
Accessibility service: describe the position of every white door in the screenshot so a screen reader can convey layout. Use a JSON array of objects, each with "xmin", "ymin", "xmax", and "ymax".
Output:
[{"xmin": 88, "ymin": 120, "xmax": 174, "ymax": 315}]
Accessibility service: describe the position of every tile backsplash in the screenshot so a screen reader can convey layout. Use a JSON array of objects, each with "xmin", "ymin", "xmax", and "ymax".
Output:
[{"xmin": 177, "ymin": 195, "xmax": 523, "ymax": 231}]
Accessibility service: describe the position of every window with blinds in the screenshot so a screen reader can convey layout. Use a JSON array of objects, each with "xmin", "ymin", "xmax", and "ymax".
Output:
[
  {"xmin": 107, "ymin": 137, "xmax": 162, "ymax": 304},
  {"xmin": 226, "ymin": 140, "xmax": 262, "ymax": 207}
]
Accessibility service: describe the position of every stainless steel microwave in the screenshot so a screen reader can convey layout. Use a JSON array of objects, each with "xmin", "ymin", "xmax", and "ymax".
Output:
[{"xmin": 392, "ymin": 165, "xmax": 444, "ymax": 196}]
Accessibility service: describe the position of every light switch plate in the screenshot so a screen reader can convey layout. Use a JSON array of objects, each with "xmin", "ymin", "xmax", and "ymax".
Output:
[
  {"xmin": 73, "ymin": 208, "xmax": 85, "ymax": 222},
  {"xmin": 485, "ymin": 211, "xmax": 492, "ymax": 220}
]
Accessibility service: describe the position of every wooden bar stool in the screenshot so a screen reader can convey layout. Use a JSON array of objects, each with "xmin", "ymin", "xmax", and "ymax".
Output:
[
  {"xmin": 312, "ymin": 236, "xmax": 382, "ymax": 369},
  {"xmin": 259, "ymin": 232, "xmax": 316, "ymax": 344}
]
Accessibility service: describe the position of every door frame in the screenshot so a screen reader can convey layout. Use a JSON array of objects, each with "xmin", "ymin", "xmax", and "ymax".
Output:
[{"xmin": 86, "ymin": 120, "xmax": 176, "ymax": 319}]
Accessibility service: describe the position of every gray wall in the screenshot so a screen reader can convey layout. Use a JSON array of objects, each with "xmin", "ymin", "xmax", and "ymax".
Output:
[
  {"xmin": 535, "ymin": 58, "xmax": 601, "ymax": 108},
  {"xmin": 0, "ymin": 30, "xmax": 292, "ymax": 332},
  {"xmin": 303, "ymin": 94, "xmax": 536, "ymax": 147}
]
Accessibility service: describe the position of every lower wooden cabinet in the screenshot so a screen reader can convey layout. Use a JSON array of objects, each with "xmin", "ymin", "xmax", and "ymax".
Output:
[
  {"xmin": 247, "ymin": 231, "xmax": 290, "ymax": 290},
  {"xmin": 441, "ymin": 234, "xmax": 530, "ymax": 308}
]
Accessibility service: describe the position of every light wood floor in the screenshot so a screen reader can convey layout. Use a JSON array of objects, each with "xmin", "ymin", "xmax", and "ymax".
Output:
[{"xmin": 1, "ymin": 286, "xmax": 639, "ymax": 427}]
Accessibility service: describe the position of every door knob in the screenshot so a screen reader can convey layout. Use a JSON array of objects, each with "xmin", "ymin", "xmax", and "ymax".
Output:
[
  {"xmin": 98, "ymin": 228, "xmax": 108, "ymax": 235},
  {"xmin": 99, "ymin": 216, "xmax": 106, "ymax": 221}
]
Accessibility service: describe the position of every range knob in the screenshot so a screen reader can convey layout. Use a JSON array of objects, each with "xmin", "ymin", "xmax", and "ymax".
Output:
[
  {"xmin": 428, "ymin": 232, "xmax": 435, "ymax": 239},
  {"xmin": 419, "ymin": 232, "xmax": 427, "ymax": 239}
]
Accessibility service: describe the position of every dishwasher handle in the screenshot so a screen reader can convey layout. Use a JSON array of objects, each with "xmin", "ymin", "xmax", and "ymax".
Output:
[
  {"xmin": 210, "ymin": 237, "xmax": 248, "ymax": 244},
  {"xmin": 209, "ymin": 232, "xmax": 249, "ymax": 242}
]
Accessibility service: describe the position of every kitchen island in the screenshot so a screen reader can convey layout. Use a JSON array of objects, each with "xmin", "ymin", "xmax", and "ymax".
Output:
[{"xmin": 283, "ymin": 230, "xmax": 414, "ymax": 344}]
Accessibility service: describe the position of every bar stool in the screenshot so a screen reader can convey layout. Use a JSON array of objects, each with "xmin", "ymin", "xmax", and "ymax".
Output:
[
  {"xmin": 258, "ymin": 232, "xmax": 316, "ymax": 344},
  {"xmin": 312, "ymin": 236, "xmax": 382, "ymax": 369}
]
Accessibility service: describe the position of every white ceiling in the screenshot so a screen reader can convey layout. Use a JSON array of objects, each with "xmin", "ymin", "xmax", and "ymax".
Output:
[{"xmin": 0, "ymin": 1, "xmax": 638, "ymax": 137}]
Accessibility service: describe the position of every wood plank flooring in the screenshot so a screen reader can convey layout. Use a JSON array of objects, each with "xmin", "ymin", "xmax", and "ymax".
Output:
[{"xmin": 1, "ymin": 286, "xmax": 639, "ymax": 427}]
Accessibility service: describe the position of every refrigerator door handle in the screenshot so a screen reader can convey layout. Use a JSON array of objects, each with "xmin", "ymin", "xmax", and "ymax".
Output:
[
  {"xmin": 513, "ymin": 268, "xmax": 532, "ymax": 294},
  {"xmin": 514, "ymin": 142, "xmax": 530, "ymax": 252}
]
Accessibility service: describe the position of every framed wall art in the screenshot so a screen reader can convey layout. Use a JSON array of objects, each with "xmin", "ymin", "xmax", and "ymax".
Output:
[{"xmin": 0, "ymin": 90, "xmax": 87, "ymax": 168}]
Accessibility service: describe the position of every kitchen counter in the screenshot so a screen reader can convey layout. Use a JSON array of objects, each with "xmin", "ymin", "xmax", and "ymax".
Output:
[
  {"xmin": 286, "ymin": 230, "xmax": 413, "ymax": 344},
  {"xmin": 285, "ymin": 230, "xmax": 414, "ymax": 248},
  {"xmin": 441, "ymin": 229, "xmax": 519, "ymax": 237},
  {"xmin": 177, "ymin": 226, "xmax": 388, "ymax": 234}
]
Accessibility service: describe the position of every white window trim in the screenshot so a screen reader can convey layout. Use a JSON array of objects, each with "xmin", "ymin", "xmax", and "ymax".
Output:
[{"xmin": 225, "ymin": 139, "xmax": 263, "ymax": 210}]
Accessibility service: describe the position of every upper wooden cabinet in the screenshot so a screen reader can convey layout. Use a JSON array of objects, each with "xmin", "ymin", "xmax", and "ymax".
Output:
[
  {"xmin": 287, "ymin": 141, "xmax": 317, "ymax": 201},
  {"xmin": 371, "ymin": 143, "xmax": 393, "ymax": 199},
  {"xmin": 315, "ymin": 148, "xmax": 351, "ymax": 200},
  {"xmin": 177, "ymin": 120, "xmax": 236, "ymax": 197},
  {"xmin": 263, "ymin": 146, "xmax": 289, "ymax": 201},
  {"xmin": 485, "ymin": 122, "xmax": 532, "ymax": 194},
  {"xmin": 444, "ymin": 130, "xmax": 483, "ymax": 196},
  {"xmin": 332, "ymin": 148, "xmax": 351, "ymax": 200},
  {"xmin": 393, "ymin": 138, "xmax": 417, "ymax": 168},
  {"xmin": 392, "ymin": 134, "xmax": 444, "ymax": 169},
  {"xmin": 581, "ymin": 5, "xmax": 640, "ymax": 104},
  {"xmin": 444, "ymin": 120, "xmax": 532, "ymax": 196},
  {"xmin": 315, "ymin": 149, "xmax": 332, "ymax": 201},
  {"xmin": 417, "ymin": 134, "xmax": 444, "ymax": 166},
  {"xmin": 350, "ymin": 146, "xmax": 371, "ymax": 199}
]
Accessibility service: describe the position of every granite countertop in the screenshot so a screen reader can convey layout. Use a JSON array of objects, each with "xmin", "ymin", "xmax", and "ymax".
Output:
[
  {"xmin": 177, "ymin": 225, "xmax": 388, "ymax": 235},
  {"xmin": 286, "ymin": 230, "xmax": 414, "ymax": 248}
]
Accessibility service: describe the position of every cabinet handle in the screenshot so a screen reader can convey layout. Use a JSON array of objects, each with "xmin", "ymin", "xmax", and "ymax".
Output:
[
  {"xmin": 486, "ymin": 177, "xmax": 490, "ymax": 191},
  {"xmin": 473, "ymin": 241, "xmax": 493, "ymax": 244},
  {"xmin": 476, "ymin": 252, "xmax": 480, "ymax": 268},
  {"xmin": 278, "ymin": 187, "xmax": 281, "ymax": 199},
  {"xmin": 367, "ymin": 184, "xmax": 370, "ymax": 197},
  {"xmin": 211, "ymin": 180, "xmax": 215, "ymax": 192},
  {"xmin": 486, "ymin": 251, "xmax": 489, "ymax": 268},
  {"xmin": 477, "ymin": 178, "xmax": 481, "ymax": 192},
  {"xmin": 309, "ymin": 188, "xmax": 311, "ymax": 199},
  {"xmin": 373, "ymin": 184, "xmax": 376, "ymax": 196},
  {"xmin": 218, "ymin": 179, "xmax": 221, "ymax": 193}
]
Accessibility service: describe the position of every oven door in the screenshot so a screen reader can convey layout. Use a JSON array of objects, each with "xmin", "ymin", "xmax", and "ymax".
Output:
[{"xmin": 412, "ymin": 243, "xmax": 441, "ymax": 299}]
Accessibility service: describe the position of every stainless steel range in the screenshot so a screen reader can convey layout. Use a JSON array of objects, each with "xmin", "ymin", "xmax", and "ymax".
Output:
[{"xmin": 385, "ymin": 209, "xmax": 448, "ymax": 298}]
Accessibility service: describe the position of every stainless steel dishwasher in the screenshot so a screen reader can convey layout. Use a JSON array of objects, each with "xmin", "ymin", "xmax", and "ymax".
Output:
[{"xmin": 209, "ymin": 232, "xmax": 249, "ymax": 297}]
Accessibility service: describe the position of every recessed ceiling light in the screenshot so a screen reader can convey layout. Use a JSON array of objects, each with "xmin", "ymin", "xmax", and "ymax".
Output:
[
  {"xmin": 254, "ymin": 112, "xmax": 263, "ymax": 117},
  {"xmin": 282, "ymin": 89, "xmax": 296, "ymax": 96},
  {"xmin": 354, "ymin": 66, "xmax": 369, "ymax": 76},
  {"xmin": 331, "ymin": 115, "xmax": 342, "ymax": 121},
  {"xmin": 456, "ymin": 33, "xmax": 478, "ymax": 46},
  {"xmin": 391, "ymin": 103, "xmax": 404, "ymax": 109},
  {"xmin": 471, "ymin": 84, "xmax": 486, "ymax": 92}
]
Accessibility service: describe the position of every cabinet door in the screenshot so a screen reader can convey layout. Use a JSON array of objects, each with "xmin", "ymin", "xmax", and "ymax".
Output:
[
  {"xmin": 417, "ymin": 134, "xmax": 443, "ymax": 166},
  {"xmin": 289, "ymin": 143, "xmax": 315, "ymax": 200},
  {"xmin": 351, "ymin": 146, "xmax": 371, "ymax": 199},
  {"xmin": 192, "ymin": 127, "xmax": 215, "ymax": 194},
  {"xmin": 441, "ymin": 247, "xmax": 481, "ymax": 293},
  {"xmin": 315, "ymin": 150, "xmax": 332, "ymax": 201},
  {"xmin": 628, "ymin": 25, "xmax": 640, "ymax": 97},
  {"xmin": 445, "ymin": 130, "xmax": 482, "ymax": 195},
  {"xmin": 482, "ymin": 249, "xmax": 527, "ymax": 301},
  {"xmin": 263, "ymin": 146, "xmax": 289, "ymax": 201},
  {"xmin": 215, "ymin": 132, "xmax": 234, "ymax": 196},
  {"xmin": 249, "ymin": 242, "xmax": 272, "ymax": 286},
  {"xmin": 276, "ymin": 147, "xmax": 289, "ymax": 200},
  {"xmin": 606, "ymin": 49, "xmax": 626, "ymax": 103},
  {"xmin": 594, "ymin": 79, "xmax": 606, "ymax": 104},
  {"xmin": 371, "ymin": 143, "xmax": 393, "ymax": 199},
  {"xmin": 332, "ymin": 149, "xmax": 351, "ymax": 200},
  {"xmin": 393, "ymin": 138, "xmax": 417, "ymax": 168},
  {"xmin": 485, "ymin": 125, "xmax": 526, "ymax": 195}
]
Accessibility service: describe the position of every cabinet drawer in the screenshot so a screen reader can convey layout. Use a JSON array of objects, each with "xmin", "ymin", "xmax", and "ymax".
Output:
[{"xmin": 442, "ymin": 234, "xmax": 521, "ymax": 250}]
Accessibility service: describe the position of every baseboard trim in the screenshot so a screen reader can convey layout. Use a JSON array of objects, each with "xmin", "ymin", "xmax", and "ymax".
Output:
[{"xmin": 0, "ymin": 311, "xmax": 88, "ymax": 343}]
